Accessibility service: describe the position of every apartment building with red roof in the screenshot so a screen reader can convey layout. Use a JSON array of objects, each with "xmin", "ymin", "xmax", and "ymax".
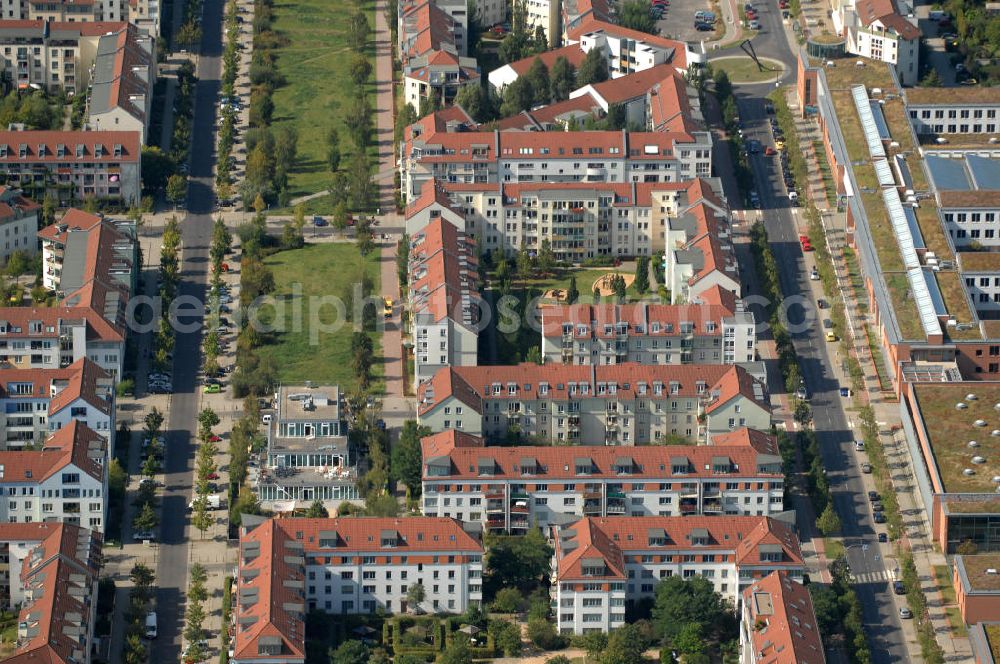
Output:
[
  {"xmin": 0, "ymin": 521, "xmax": 100, "ymax": 612},
  {"xmin": 551, "ymin": 515, "xmax": 803, "ymax": 633},
  {"xmin": 38, "ymin": 208, "xmax": 138, "ymax": 298},
  {"xmin": 539, "ymin": 285, "xmax": 755, "ymax": 366},
  {"xmin": 664, "ymin": 184, "xmax": 741, "ymax": 303},
  {"xmin": 567, "ymin": 19, "xmax": 707, "ymax": 76},
  {"xmin": 88, "ymin": 24, "xmax": 155, "ymax": 144},
  {"xmin": 233, "ymin": 516, "xmax": 483, "ymax": 653},
  {"xmin": 833, "ymin": 0, "xmax": 920, "ymax": 84},
  {"xmin": 0, "ymin": 357, "xmax": 114, "ymax": 449},
  {"xmin": 6, "ymin": 522, "xmax": 102, "ymax": 664},
  {"xmin": 405, "ymin": 176, "xmax": 726, "ymax": 261},
  {"xmin": 398, "ymin": 0, "xmax": 468, "ymax": 64},
  {"xmin": 0, "ymin": 421, "xmax": 108, "ymax": 532},
  {"xmin": 0, "ymin": 304, "xmax": 126, "ymax": 378},
  {"xmin": 416, "ymin": 362, "xmax": 771, "ymax": 444},
  {"xmin": 403, "ymin": 50, "xmax": 480, "ymax": 111},
  {"xmin": 0, "ymin": 130, "xmax": 141, "ymax": 205},
  {"xmin": 0, "ymin": 187, "xmax": 40, "ymax": 265},
  {"xmin": 739, "ymin": 571, "xmax": 826, "ymax": 664},
  {"xmin": 399, "ymin": 125, "xmax": 712, "ymax": 204},
  {"xmin": 420, "ymin": 428, "xmax": 785, "ymax": 532},
  {"xmin": 408, "ymin": 218, "xmax": 481, "ymax": 387},
  {"xmin": 487, "ymin": 44, "xmax": 589, "ymax": 91}
]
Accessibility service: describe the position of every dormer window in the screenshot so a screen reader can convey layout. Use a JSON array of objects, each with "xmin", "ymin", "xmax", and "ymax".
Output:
[
  {"xmin": 75, "ymin": 144, "xmax": 84, "ymax": 158},
  {"xmin": 18, "ymin": 144, "xmax": 27, "ymax": 159},
  {"xmin": 94, "ymin": 144, "xmax": 104, "ymax": 158},
  {"xmin": 36, "ymin": 144, "xmax": 45, "ymax": 157},
  {"xmin": 669, "ymin": 381, "xmax": 680, "ymax": 394},
  {"xmin": 759, "ymin": 544, "xmax": 783, "ymax": 562},
  {"xmin": 689, "ymin": 528, "xmax": 709, "ymax": 546},
  {"xmin": 539, "ymin": 382, "xmax": 549, "ymax": 395},
  {"xmin": 574, "ymin": 457, "xmax": 593, "ymax": 475},
  {"xmin": 56, "ymin": 144, "xmax": 65, "ymax": 157},
  {"xmin": 671, "ymin": 456, "xmax": 690, "ymax": 474},
  {"xmin": 113, "ymin": 143, "xmax": 123, "ymax": 157},
  {"xmin": 696, "ymin": 381, "xmax": 707, "ymax": 394}
]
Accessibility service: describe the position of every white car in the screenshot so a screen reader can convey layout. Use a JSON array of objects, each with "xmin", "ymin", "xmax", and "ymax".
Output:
[{"xmin": 810, "ymin": 268, "xmax": 820, "ymax": 280}]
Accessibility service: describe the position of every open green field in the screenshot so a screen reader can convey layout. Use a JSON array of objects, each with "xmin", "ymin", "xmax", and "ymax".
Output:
[
  {"xmin": 270, "ymin": 0, "xmax": 376, "ymax": 202},
  {"xmin": 257, "ymin": 243, "xmax": 383, "ymax": 392}
]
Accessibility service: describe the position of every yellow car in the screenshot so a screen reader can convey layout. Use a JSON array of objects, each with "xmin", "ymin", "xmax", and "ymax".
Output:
[
  {"xmin": 383, "ymin": 297, "xmax": 393, "ymax": 318},
  {"xmin": 775, "ymin": 139, "xmax": 786, "ymax": 151},
  {"xmin": 825, "ymin": 332, "xmax": 838, "ymax": 342}
]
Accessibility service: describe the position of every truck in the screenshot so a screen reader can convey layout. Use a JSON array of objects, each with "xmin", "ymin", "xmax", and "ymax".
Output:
[
  {"xmin": 145, "ymin": 612, "xmax": 158, "ymax": 639},
  {"xmin": 188, "ymin": 494, "xmax": 223, "ymax": 511}
]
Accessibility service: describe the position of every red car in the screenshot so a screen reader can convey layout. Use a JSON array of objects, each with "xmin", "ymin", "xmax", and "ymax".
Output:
[
  {"xmin": 764, "ymin": 146, "xmax": 777, "ymax": 155},
  {"xmin": 799, "ymin": 235, "xmax": 814, "ymax": 251},
  {"xmin": 206, "ymin": 472, "xmax": 220, "ymax": 480},
  {"xmin": 208, "ymin": 434, "xmax": 222, "ymax": 442},
  {"xmin": 778, "ymin": 0, "xmax": 788, "ymax": 7}
]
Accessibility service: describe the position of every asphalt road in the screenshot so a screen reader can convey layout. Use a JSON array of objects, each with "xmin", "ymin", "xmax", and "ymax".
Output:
[
  {"xmin": 734, "ymin": 90, "xmax": 910, "ymax": 663},
  {"xmin": 152, "ymin": 0, "xmax": 224, "ymax": 657}
]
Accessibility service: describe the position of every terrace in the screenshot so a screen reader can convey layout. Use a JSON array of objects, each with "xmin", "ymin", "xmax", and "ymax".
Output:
[
  {"xmin": 960, "ymin": 252, "xmax": 1000, "ymax": 273},
  {"xmin": 912, "ymin": 383, "xmax": 1000, "ymax": 494}
]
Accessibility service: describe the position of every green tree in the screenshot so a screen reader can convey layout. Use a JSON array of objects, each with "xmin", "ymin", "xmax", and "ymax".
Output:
[
  {"xmin": 651, "ymin": 576, "xmax": 729, "ymax": 644},
  {"xmin": 390, "ymin": 420, "xmax": 431, "ymax": 495},
  {"xmin": 484, "ymin": 528, "xmax": 553, "ymax": 595},
  {"xmin": 124, "ymin": 634, "xmax": 147, "ymax": 664},
  {"xmin": 601, "ymin": 625, "xmax": 646, "ymax": 664},
  {"xmin": 5, "ymin": 250, "xmax": 30, "ymax": 277},
  {"xmin": 133, "ymin": 502, "xmax": 158, "ymax": 533},
  {"xmin": 437, "ymin": 640, "xmax": 472, "ymax": 664},
  {"xmin": 491, "ymin": 619, "xmax": 522, "ymax": 656},
  {"xmin": 363, "ymin": 492, "xmax": 399, "ymax": 517},
  {"xmin": 192, "ymin": 495, "xmax": 213, "ymax": 538},
  {"xmin": 454, "ymin": 83, "xmax": 498, "ymax": 122},
  {"xmin": 198, "ymin": 407, "xmax": 220, "ymax": 435},
  {"xmin": 550, "ymin": 56, "xmax": 576, "ymax": 101},
  {"xmin": 330, "ymin": 640, "xmax": 370, "ymax": 664},
  {"xmin": 634, "ymin": 256, "xmax": 650, "ymax": 294},
  {"xmin": 575, "ymin": 632, "xmax": 607, "ymax": 662},
  {"xmin": 406, "ymin": 582, "xmax": 426, "ymax": 612},
  {"xmin": 525, "ymin": 346, "xmax": 542, "ymax": 364},
  {"xmin": 567, "ymin": 276, "xmax": 580, "ymax": 304},
  {"xmin": 327, "ymin": 127, "xmax": 342, "ymax": 172},
  {"xmin": 230, "ymin": 484, "xmax": 261, "ymax": 526},
  {"xmin": 348, "ymin": 12, "xmax": 370, "ymax": 51},
  {"xmin": 527, "ymin": 616, "xmax": 564, "ymax": 650},
  {"xmin": 350, "ymin": 54, "xmax": 374, "ymax": 87},
  {"xmin": 613, "ymin": 274, "xmax": 627, "ymax": 301},
  {"xmin": 500, "ymin": 76, "xmax": 535, "ymax": 117},
  {"xmin": 130, "ymin": 563, "xmax": 156, "ymax": 600},
  {"xmin": 673, "ymin": 623, "xmax": 705, "ymax": 656},
  {"xmin": 618, "ymin": 0, "xmax": 657, "ymax": 33},
  {"xmin": 304, "ymin": 499, "xmax": 329, "ymax": 518},
  {"xmin": 525, "ymin": 57, "xmax": 551, "ymax": 106},
  {"xmin": 577, "ymin": 47, "xmax": 609, "ymax": 87},
  {"xmin": 166, "ymin": 173, "xmax": 188, "ymax": 204},
  {"xmin": 817, "ymin": 503, "xmax": 842, "ymax": 536},
  {"xmin": 491, "ymin": 587, "xmax": 524, "ymax": 613}
]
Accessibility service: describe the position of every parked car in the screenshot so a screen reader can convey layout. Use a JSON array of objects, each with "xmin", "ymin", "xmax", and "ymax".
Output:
[
  {"xmin": 874, "ymin": 512, "xmax": 887, "ymax": 523},
  {"xmin": 204, "ymin": 384, "xmax": 221, "ymax": 394},
  {"xmin": 861, "ymin": 462, "xmax": 872, "ymax": 473},
  {"xmin": 764, "ymin": 146, "xmax": 777, "ymax": 155},
  {"xmin": 810, "ymin": 267, "xmax": 820, "ymax": 280},
  {"xmin": 894, "ymin": 581, "xmax": 906, "ymax": 595},
  {"xmin": 313, "ymin": 215, "xmax": 328, "ymax": 227},
  {"xmin": 855, "ymin": 440, "xmax": 866, "ymax": 451},
  {"xmin": 899, "ymin": 607, "xmax": 912, "ymax": 619},
  {"xmin": 878, "ymin": 533, "xmax": 888, "ymax": 543}
]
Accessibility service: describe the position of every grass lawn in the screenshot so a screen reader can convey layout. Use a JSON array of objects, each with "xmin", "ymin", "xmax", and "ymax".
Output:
[
  {"xmin": 823, "ymin": 538, "xmax": 845, "ymax": 561},
  {"xmin": 514, "ymin": 266, "xmax": 660, "ymax": 304},
  {"xmin": 713, "ymin": 57, "xmax": 786, "ymax": 84},
  {"xmin": 270, "ymin": 0, "xmax": 376, "ymax": 203},
  {"xmin": 257, "ymin": 243, "xmax": 383, "ymax": 392}
]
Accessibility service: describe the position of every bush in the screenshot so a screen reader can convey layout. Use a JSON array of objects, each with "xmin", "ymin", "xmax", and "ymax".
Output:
[
  {"xmin": 527, "ymin": 617, "xmax": 565, "ymax": 650},
  {"xmin": 490, "ymin": 587, "xmax": 524, "ymax": 614}
]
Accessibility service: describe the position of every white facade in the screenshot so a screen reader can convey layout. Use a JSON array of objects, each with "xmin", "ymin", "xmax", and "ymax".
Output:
[
  {"xmin": 0, "ymin": 188, "xmax": 38, "ymax": 266},
  {"xmin": 908, "ymin": 102, "xmax": 1000, "ymax": 135}
]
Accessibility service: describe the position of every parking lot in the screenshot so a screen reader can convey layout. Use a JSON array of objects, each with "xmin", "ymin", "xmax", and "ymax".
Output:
[{"xmin": 656, "ymin": 0, "xmax": 715, "ymax": 42}]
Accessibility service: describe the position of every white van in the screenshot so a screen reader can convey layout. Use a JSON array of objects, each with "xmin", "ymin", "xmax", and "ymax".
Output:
[{"xmin": 145, "ymin": 612, "xmax": 158, "ymax": 639}]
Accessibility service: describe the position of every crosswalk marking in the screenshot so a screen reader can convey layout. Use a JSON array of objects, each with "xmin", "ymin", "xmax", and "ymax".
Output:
[{"xmin": 850, "ymin": 570, "xmax": 893, "ymax": 584}]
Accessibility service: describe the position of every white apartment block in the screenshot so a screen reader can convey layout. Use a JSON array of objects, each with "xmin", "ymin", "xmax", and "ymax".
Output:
[
  {"xmin": 540, "ymin": 289, "xmax": 756, "ymax": 366},
  {"xmin": 0, "ymin": 358, "xmax": 115, "ymax": 449},
  {"xmin": 405, "ymin": 176, "xmax": 723, "ymax": 260},
  {"xmin": 403, "ymin": 51, "xmax": 480, "ymax": 111},
  {"xmin": 420, "ymin": 428, "xmax": 785, "ymax": 533},
  {"xmin": 237, "ymin": 516, "xmax": 483, "ymax": 619},
  {"xmin": 0, "ymin": 187, "xmax": 39, "ymax": 265},
  {"xmin": 664, "ymin": 186, "xmax": 741, "ymax": 304},
  {"xmin": 0, "ymin": 421, "xmax": 108, "ymax": 533},
  {"xmin": 38, "ymin": 208, "xmax": 138, "ymax": 298},
  {"xmin": 0, "ymin": 306, "xmax": 125, "ymax": 378},
  {"xmin": 408, "ymin": 217, "xmax": 480, "ymax": 388},
  {"xmin": 416, "ymin": 363, "xmax": 771, "ymax": 444},
  {"xmin": 906, "ymin": 88, "xmax": 1000, "ymax": 135},
  {"xmin": 570, "ymin": 20, "xmax": 699, "ymax": 78},
  {"xmin": 399, "ymin": 122, "xmax": 713, "ymax": 203},
  {"xmin": 833, "ymin": 0, "xmax": 920, "ymax": 85},
  {"xmin": 740, "ymin": 572, "xmax": 826, "ymax": 664},
  {"xmin": 551, "ymin": 516, "xmax": 804, "ymax": 634}
]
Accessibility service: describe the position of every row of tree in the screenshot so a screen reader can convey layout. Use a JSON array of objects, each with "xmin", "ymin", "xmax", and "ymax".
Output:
[
  {"xmin": 152, "ymin": 216, "xmax": 181, "ymax": 371},
  {"xmin": 132, "ymin": 408, "xmax": 165, "ymax": 535},
  {"xmin": 204, "ymin": 218, "xmax": 233, "ymax": 377},
  {"xmin": 215, "ymin": 0, "xmax": 242, "ymax": 201},
  {"xmin": 231, "ymin": 212, "xmax": 279, "ymax": 398},
  {"xmin": 180, "ymin": 563, "xmax": 211, "ymax": 662},
  {"xmin": 122, "ymin": 563, "xmax": 157, "ymax": 664},
  {"xmin": 176, "ymin": 0, "xmax": 204, "ymax": 45},
  {"xmin": 190, "ymin": 407, "xmax": 221, "ymax": 538}
]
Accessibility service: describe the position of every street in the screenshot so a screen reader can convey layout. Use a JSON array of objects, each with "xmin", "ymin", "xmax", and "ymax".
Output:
[{"xmin": 151, "ymin": 0, "xmax": 225, "ymax": 656}]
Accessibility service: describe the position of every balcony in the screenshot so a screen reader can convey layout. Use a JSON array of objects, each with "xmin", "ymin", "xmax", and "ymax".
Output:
[
  {"xmin": 606, "ymin": 499, "xmax": 626, "ymax": 515},
  {"xmin": 703, "ymin": 499, "xmax": 723, "ymax": 513},
  {"xmin": 583, "ymin": 500, "xmax": 603, "ymax": 515},
  {"xmin": 509, "ymin": 516, "xmax": 529, "ymax": 530},
  {"xmin": 486, "ymin": 500, "xmax": 505, "ymax": 513},
  {"xmin": 485, "ymin": 489, "xmax": 504, "ymax": 500},
  {"xmin": 679, "ymin": 502, "xmax": 698, "ymax": 514}
]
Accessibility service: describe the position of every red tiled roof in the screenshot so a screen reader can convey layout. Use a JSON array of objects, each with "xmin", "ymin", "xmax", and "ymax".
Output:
[
  {"xmin": 0, "ymin": 420, "xmax": 105, "ymax": 484},
  {"xmin": 47, "ymin": 357, "xmax": 113, "ymax": 416},
  {"xmin": 400, "ymin": 1, "xmax": 456, "ymax": 62},
  {"xmin": 855, "ymin": 0, "xmax": 920, "ymax": 38},
  {"xmin": 555, "ymin": 516, "xmax": 803, "ymax": 581},
  {"xmin": 0, "ymin": 130, "xmax": 140, "ymax": 163},
  {"xmin": 504, "ymin": 45, "xmax": 589, "ymax": 77},
  {"xmin": 0, "ymin": 188, "xmax": 40, "ymax": 222},
  {"xmin": 232, "ymin": 520, "xmax": 306, "ymax": 662},
  {"xmin": 0, "ymin": 305, "xmax": 124, "ymax": 342},
  {"xmin": 742, "ymin": 571, "xmax": 826, "ymax": 664},
  {"xmin": 408, "ymin": 218, "xmax": 479, "ymax": 326},
  {"xmin": 2, "ymin": 523, "xmax": 100, "ymax": 664},
  {"xmin": 95, "ymin": 25, "xmax": 151, "ymax": 122},
  {"xmin": 539, "ymin": 298, "xmax": 738, "ymax": 337},
  {"xmin": 649, "ymin": 69, "xmax": 697, "ymax": 133},
  {"xmin": 37, "ymin": 208, "xmax": 103, "ymax": 242},
  {"xmin": 420, "ymin": 428, "xmax": 783, "ymax": 481},
  {"xmin": 273, "ymin": 516, "xmax": 483, "ymax": 553},
  {"xmin": 583, "ymin": 64, "xmax": 679, "ymax": 104},
  {"xmin": 418, "ymin": 363, "xmax": 769, "ymax": 415},
  {"xmin": 405, "ymin": 181, "xmax": 467, "ymax": 219},
  {"xmin": 493, "ymin": 94, "xmax": 604, "ymax": 131}
]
